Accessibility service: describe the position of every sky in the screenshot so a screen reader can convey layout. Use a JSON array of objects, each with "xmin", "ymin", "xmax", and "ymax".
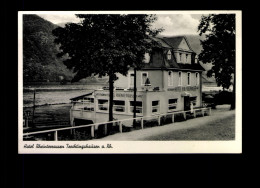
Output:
[{"xmin": 38, "ymin": 13, "xmax": 203, "ymax": 36}]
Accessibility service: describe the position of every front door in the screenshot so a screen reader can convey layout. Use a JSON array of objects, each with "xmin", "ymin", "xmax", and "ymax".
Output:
[{"xmin": 184, "ymin": 96, "xmax": 190, "ymax": 111}]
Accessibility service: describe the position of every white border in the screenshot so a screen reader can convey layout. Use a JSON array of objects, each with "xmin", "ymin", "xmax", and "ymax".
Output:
[{"xmin": 18, "ymin": 11, "xmax": 242, "ymax": 154}]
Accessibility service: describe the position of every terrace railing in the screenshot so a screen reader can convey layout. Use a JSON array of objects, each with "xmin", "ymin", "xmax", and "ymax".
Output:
[{"xmin": 23, "ymin": 107, "xmax": 211, "ymax": 141}]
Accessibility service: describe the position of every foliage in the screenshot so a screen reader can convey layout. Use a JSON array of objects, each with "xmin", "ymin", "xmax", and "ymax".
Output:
[
  {"xmin": 52, "ymin": 14, "xmax": 163, "ymax": 121},
  {"xmin": 198, "ymin": 14, "xmax": 235, "ymax": 89},
  {"xmin": 53, "ymin": 14, "xmax": 163, "ymax": 81},
  {"xmin": 23, "ymin": 15, "xmax": 74, "ymax": 82}
]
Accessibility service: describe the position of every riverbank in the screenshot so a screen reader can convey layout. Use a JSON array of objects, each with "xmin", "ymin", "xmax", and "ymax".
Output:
[
  {"xmin": 23, "ymin": 104, "xmax": 236, "ymax": 141},
  {"xmin": 24, "ymin": 103, "xmax": 72, "ymax": 124}
]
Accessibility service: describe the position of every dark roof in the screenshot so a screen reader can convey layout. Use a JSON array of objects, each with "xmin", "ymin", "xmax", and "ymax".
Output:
[
  {"xmin": 163, "ymin": 36, "xmax": 183, "ymax": 48},
  {"xmin": 70, "ymin": 92, "xmax": 93, "ymax": 101},
  {"xmin": 162, "ymin": 36, "xmax": 195, "ymax": 52},
  {"xmin": 149, "ymin": 36, "xmax": 172, "ymax": 48},
  {"xmin": 141, "ymin": 36, "xmax": 205, "ymax": 71}
]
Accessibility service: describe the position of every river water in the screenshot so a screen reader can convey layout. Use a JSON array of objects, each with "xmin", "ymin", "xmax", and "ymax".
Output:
[{"xmin": 23, "ymin": 84, "xmax": 105, "ymax": 107}]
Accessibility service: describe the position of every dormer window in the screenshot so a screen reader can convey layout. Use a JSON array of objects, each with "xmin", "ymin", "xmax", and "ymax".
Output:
[
  {"xmin": 144, "ymin": 52, "xmax": 150, "ymax": 63},
  {"xmin": 179, "ymin": 53, "xmax": 182, "ymax": 62},
  {"xmin": 186, "ymin": 54, "xmax": 189, "ymax": 63},
  {"xmin": 195, "ymin": 55, "xmax": 198, "ymax": 64},
  {"xmin": 167, "ymin": 50, "xmax": 172, "ymax": 60}
]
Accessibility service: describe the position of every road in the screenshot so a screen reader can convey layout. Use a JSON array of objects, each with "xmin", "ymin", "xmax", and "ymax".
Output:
[{"xmin": 95, "ymin": 105, "xmax": 235, "ymax": 141}]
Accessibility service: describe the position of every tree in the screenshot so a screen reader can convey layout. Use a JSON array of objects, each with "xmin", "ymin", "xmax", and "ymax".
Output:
[
  {"xmin": 52, "ymin": 14, "xmax": 162, "ymax": 131},
  {"xmin": 198, "ymin": 14, "xmax": 236, "ymax": 109}
]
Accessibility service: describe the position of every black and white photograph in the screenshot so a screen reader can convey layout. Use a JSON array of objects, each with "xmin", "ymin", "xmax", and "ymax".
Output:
[{"xmin": 18, "ymin": 11, "xmax": 242, "ymax": 153}]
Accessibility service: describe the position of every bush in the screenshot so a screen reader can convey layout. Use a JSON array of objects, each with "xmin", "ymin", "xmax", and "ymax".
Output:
[{"xmin": 215, "ymin": 91, "xmax": 232, "ymax": 105}]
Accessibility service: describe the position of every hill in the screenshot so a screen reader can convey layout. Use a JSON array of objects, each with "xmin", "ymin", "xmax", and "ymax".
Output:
[
  {"xmin": 23, "ymin": 15, "xmax": 74, "ymax": 83},
  {"xmin": 23, "ymin": 16, "xmax": 214, "ymax": 84}
]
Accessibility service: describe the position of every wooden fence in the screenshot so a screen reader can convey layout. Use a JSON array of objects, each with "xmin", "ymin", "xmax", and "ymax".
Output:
[{"xmin": 23, "ymin": 107, "xmax": 211, "ymax": 141}]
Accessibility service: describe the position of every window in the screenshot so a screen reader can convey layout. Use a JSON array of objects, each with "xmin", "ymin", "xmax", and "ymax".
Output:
[
  {"xmin": 195, "ymin": 72, "xmax": 199, "ymax": 85},
  {"xmin": 190, "ymin": 97, "xmax": 197, "ymax": 106},
  {"xmin": 152, "ymin": 100, "xmax": 160, "ymax": 113},
  {"xmin": 73, "ymin": 97, "xmax": 94, "ymax": 111},
  {"xmin": 73, "ymin": 102, "xmax": 85, "ymax": 111},
  {"xmin": 167, "ymin": 50, "xmax": 172, "ymax": 60},
  {"xmin": 186, "ymin": 54, "xmax": 189, "ymax": 63},
  {"xmin": 178, "ymin": 71, "xmax": 182, "ymax": 86},
  {"xmin": 83, "ymin": 97, "xmax": 94, "ymax": 103},
  {"xmin": 83, "ymin": 107, "xmax": 94, "ymax": 111},
  {"xmin": 144, "ymin": 53, "xmax": 150, "ymax": 63},
  {"xmin": 187, "ymin": 72, "xmax": 191, "ymax": 86},
  {"xmin": 98, "ymin": 99, "xmax": 108, "ymax": 111},
  {"xmin": 195, "ymin": 55, "xmax": 198, "ymax": 64},
  {"xmin": 129, "ymin": 72, "xmax": 134, "ymax": 88},
  {"xmin": 179, "ymin": 53, "xmax": 182, "ymax": 62},
  {"xmin": 130, "ymin": 101, "xmax": 143, "ymax": 114},
  {"xmin": 168, "ymin": 71, "xmax": 173, "ymax": 86},
  {"xmin": 113, "ymin": 100, "xmax": 125, "ymax": 112},
  {"xmin": 168, "ymin": 99, "xmax": 178, "ymax": 111},
  {"xmin": 83, "ymin": 97, "xmax": 94, "ymax": 111},
  {"xmin": 141, "ymin": 72, "xmax": 148, "ymax": 85}
]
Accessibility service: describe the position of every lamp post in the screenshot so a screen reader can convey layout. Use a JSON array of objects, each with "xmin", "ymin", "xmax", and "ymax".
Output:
[{"xmin": 25, "ymin": 111, "xmax": 31, "ymax": 128}]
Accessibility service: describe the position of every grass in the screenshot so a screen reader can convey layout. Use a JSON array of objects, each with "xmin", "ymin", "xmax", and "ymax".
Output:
[{"xmin": 143, "ymin": 114, "xmax": 235, "ymax": 140}]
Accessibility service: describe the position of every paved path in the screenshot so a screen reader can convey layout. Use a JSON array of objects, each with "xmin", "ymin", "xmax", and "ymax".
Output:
[{"xmin": 95, "ymin": 105, "xmax": 235, "ymax": 141}]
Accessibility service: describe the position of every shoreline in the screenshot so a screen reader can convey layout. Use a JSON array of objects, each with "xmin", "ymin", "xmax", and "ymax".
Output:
[
  {"xmin": 23, "ymin": 102, "xmax": 71, "ymax": 109},
  {"xmin": 23, "ymin": 103, "xmax": 72, "ymax": 126}
]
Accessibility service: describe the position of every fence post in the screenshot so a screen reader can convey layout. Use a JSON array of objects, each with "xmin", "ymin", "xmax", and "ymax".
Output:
[
  {"xmin": 71, "ymin": 121, "xmax": 75, "ymax": 135},
  {"xmin": 141, "ymin": 118, "xmax": 144, "ymax": 129},
  {"xmin": 183, "ymin": 112, "xmax": 186, "ymax": 120},
  {"xmin": 158, "ymin": 115, "xmax": 161, "ymax": 126},
  {"xmin": 91, "ymin": 125, "xmax": 95, "ymax": 138},
  {"xmin": 104, "ymin": 124, "xmax": 107, "ymax": 135},
  {"xmin": 209, "ymin": 108, "xmax": 211, "ymax": 116},
  {"xmin": 119, "ymin": 121, "xmax": 123, "ymax": 133},
  {"xmin": 172, "ymin": 114, "xmax": 175, "ymax": 123},
  {"xmin": 201, "ymin": 109, "xmax": 204, "ymax": 117},
  {"xmin": 54, "ymin": 131, "xmax": 58, "ymax": 141},
  {"xmin": 194, "ymin": 110, "xmax": 196, "ymax": 118}
]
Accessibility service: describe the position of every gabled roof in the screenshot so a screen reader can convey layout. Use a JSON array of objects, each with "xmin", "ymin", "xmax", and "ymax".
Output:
[
  {"xmin": 149, "ymin": 36, "xmax": 172, "ymax": 48},
  {"xmin": 162, "ymin": 36, "xmax": 195, "ymax": 53},
  {"xmin": 142, "ymin": 35, "xmax": 205, "ymax": 71}
]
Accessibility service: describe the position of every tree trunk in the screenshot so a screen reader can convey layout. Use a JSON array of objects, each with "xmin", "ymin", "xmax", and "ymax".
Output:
[
  {"xmin": 230, "ymin": 74, "xmax": 235, "ymax": 110},
  {"xmin": 109, "ymin": 73, "xmax": 114, "ymax": 122},
  {"xmin": 104, "ymin": 73, "xmax": 115, "ymax": 135}
]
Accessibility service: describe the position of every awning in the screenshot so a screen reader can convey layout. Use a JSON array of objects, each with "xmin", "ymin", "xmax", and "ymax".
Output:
[{"xmin": 70, "ymin": 92, "xmax": 93, "ymax": 101}]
